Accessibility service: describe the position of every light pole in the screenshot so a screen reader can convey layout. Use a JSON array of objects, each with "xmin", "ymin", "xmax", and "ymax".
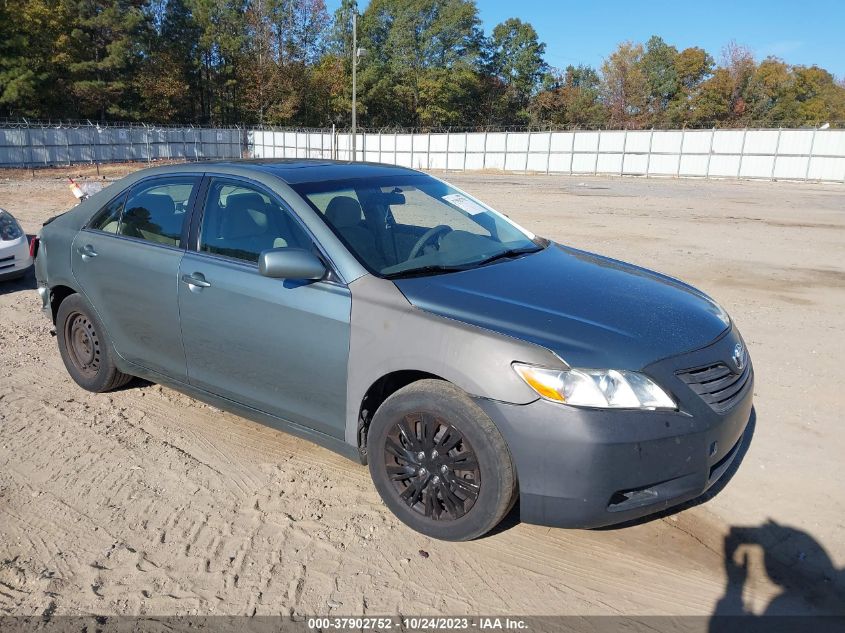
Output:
[{"xmin": 351, "ymin": 11, "xmax": 366, "ymax": 161}]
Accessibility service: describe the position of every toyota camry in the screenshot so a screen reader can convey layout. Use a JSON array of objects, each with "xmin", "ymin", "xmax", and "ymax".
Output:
[{"xmin": 33, "ymin": 160, "xmax": 753, "ymax": 541}]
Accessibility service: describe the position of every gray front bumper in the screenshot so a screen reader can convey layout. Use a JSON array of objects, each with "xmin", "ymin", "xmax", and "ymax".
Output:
[{"xmin": 474, "ymin": 326, "xmax": 754, "ymax": 529}]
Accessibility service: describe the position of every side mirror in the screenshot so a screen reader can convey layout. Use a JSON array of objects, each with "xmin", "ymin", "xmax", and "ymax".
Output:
[{"xmin": 258, "ymin": 248, "xmax": 326, "ymax": 280}]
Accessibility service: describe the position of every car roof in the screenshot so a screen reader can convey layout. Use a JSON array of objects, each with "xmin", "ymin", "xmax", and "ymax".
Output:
[{"xmin": 171, "ymin": 158, "xmax": 420, "ymax": 185}]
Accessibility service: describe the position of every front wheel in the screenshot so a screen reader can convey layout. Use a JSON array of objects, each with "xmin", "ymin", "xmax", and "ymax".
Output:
[{"xmin": 368, "ymin": 379, "xmax": 517, "ymax": 541}]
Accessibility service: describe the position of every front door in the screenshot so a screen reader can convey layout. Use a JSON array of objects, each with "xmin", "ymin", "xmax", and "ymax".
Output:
[
  {"xmin": 178, "ymin": 177, "xmax": 351, "ymax": 438},
  {"xmin": 72, "ymin": 175, "xmax": 200, "ymax": 380}
]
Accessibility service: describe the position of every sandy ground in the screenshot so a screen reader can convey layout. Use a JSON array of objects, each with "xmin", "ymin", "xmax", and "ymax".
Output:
[{"xmin": 1, "ymin": 164, "xmax": 844, "ymax": 618}]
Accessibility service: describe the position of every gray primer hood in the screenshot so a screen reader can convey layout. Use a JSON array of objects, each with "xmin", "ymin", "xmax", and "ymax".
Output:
[{"xmin": 393, "ymin": 244, "xmax": 730, "ymax": 370}]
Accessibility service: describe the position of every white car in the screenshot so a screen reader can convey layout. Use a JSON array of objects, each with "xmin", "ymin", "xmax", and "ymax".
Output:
[{"xmin": 0, "ymin": 209, "xmax": 33, "ymax": 281}]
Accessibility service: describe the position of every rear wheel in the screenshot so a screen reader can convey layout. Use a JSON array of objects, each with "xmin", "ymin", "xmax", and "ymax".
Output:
[
  {"xmin": 368, "ymin": 379, "xmax": 516, "ymax": 541},
  {"xmin": 56, "ymin": 294, "xmax": 132, "ymax": 392}
]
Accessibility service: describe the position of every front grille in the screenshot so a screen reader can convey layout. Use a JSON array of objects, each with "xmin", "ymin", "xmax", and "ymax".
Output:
[
  {"xmin": 0, "ymin": 255, "xmax": 14, "ymax": 270},
  {"xmin": 676, "ymin": 361, "xmax": 752, "ymax": 413}
]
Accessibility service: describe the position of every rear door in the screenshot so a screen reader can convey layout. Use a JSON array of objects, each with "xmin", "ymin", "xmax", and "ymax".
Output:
[
  {"xmin": 72, "ymin": 175, "xmax": 200, "ymax": 380},
  {"xmin": 177, "ymin": 176, "xmax": 351, "ymax": 438}
]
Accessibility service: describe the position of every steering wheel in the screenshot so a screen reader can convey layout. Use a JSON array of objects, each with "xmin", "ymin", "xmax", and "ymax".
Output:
[{"xmin": 408, "ymin": 224, "xmax": 453, "ymax": 259}]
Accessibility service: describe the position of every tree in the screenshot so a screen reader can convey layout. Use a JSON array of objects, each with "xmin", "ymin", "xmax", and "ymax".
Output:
[
  {"xmin": 791, "ymin": 65, "xmax": 845, "ymax": 125},
  {"xmin": 668, "ymin": 47, "xmax": 713, "ymax": 125},
  {"xmin": 488, "ymin": 18, "xmax": 546, "ymax": 122},
  {"xmin": 0, "ymin": 0, "xmax": 74, "ymax": 117},
  {"xmin": 720, "ymin": 41, "xmax": 756, "ymax": 121},
  {"xmin": 358, "ymin": 0, "xmax": 485, "ymax": 127},
  {"xmin": 136, "ymin": 0, "xmax": 203, "ymax": 122},
  {"xmin": 601, "ymin": 41, "xmax": 646, "ymax": 127},
  {"xmin": 640, "ymin": 35, "xmax": 679, "ymax": 126},
  {"xmin": 327, "ymin": 0, "xmax": 356, "ymax": 57},
  {"xmin": 742, "ymin": 57, "xmax": 795, "ymax": 125},
  {"xmin": 529, "ymin": 65, "xmax": 607, "ymax": 128}
]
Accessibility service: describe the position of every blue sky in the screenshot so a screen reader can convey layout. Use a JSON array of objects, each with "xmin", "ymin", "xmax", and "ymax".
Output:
[{"xmin": 329, "ymin": 0, "xmax": 845, "ymax": 79}]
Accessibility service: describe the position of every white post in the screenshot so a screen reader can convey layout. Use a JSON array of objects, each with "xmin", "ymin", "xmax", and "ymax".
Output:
[
  {"xmin": 378, "ymin": 130, "xmax": 382, "ymax": 163},
  {"xmin": 805, "ymin": 127, "xmax": 818, "ymax": 181},
  {"xmin": 546, "ymin": 130, "xmax": 552, "ymax": 175},
  {"xmin": 463, "ymin": 131, "xmax": 468, "ymax": 171},
  {"xmin": 482, "ymin": 131, "xmax": 488, "ymax": 169},
  {"xmin": 705, "ymin": 127, "xmax": 716, "ymax": 179},
  {"xmin": 145, "ymin": 125, "xmax": 151, "ymax": 163},
  {"xmin": 524, "ymin": 131, "xmax": 531, "ymax": 173},
  {"xmin": 569, "ymin": 130, "xmax": 575, "ymax": 176},
  {"xmin": 676, "ymin": 127, "xmax": 685, "ymax": 178},
  {"xmin": 394, "ymin": 131, "xmax": 397, "ymax": 165},
  {"xmin": 645, "ymin": 128, "xmax": 654, "ymax": 177},
  {"xmin": 593, "ymin": 129, "xmax": 601, "ymax": 175},
  {"xmin": 503, "ymin": 130, "xmax": 509, "ymax": 171},
  {"xmin": 446, "ymin": 129, "xmax": 450, "ymax": 170},
  {"xmin": 620, "ymin": 128, "xmax": 627, "ymax": 176},
  {"xmin": 737, "ymin": 127, "xmax": 748, "ymax": 179},
  {"xmin": 771, "ymin": 127, "xmax": 782, "ymax": 180},
  {"xmin": 410, "ymin": 132, "xmax": 414, "ymax": 168}
]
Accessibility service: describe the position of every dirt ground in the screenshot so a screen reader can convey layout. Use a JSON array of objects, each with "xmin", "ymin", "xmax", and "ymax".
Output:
[{"xmin": 1, "ymin": 164, "xmax": 844, "ymax": 618}]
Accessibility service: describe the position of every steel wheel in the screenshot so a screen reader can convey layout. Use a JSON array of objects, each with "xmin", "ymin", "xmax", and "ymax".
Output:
[
  {"xmin": 64, "ymin": 311, "xmax": 101, "ymax": 378},
  {"xmin": 383, "ymin": 411, "xmax": 481, "ymax": 521}
]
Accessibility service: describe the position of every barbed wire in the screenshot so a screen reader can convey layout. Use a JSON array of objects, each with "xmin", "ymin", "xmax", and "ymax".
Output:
[
  {"xmin": 2, "ymin": 119, "xmax": 843, "ymax": 132},
  {"xmin": 0, "ymin": 118, "xmax": 246, "ymax": 130}
]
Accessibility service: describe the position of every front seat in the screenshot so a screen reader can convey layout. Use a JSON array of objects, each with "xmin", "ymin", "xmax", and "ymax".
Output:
[
  {"xmin": 217, "ymin": 192, "xmax": 274, "ymax": 260},
  {"xmin": 325, "ymin": 196, "xmax": 386, "ymax": 271}
]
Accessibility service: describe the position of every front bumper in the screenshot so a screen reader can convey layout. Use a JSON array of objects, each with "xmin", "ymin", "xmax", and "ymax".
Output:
[
  {"xmin": 475, "ymin": 326, "xmax": 754, "ymax": 529},
  {"xmin": 0, "ymin": 235, "xmax": 33, "ymax": 281}
]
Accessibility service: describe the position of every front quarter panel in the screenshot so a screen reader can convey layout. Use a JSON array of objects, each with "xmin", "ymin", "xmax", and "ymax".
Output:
[{"xmin": 345, "ymin": 274, "xmax": 566, "ymax": 445}]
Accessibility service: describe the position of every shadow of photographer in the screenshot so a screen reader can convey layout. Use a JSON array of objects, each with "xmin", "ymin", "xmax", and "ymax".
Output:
[{"xmin": 712, "ymin": 519, "xmax": 845, "ymax": 622}]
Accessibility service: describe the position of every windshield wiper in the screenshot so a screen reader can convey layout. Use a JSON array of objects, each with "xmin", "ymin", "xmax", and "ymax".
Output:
[
  {"xmin": 471, "ymin": 246, "xmax": 543, "ymax": 268},
  {"xmin": 383, "ymin": 265, "xmax": 469, "ymax": 280}
]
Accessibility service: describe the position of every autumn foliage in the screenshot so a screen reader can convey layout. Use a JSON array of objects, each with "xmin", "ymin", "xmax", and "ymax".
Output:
[{"xmin": 1, "ymin": 0, "xmax": 843, "ymax": 128}]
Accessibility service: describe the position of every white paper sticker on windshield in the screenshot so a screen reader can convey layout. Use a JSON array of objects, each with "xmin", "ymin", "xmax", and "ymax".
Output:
[{"xmin": 442, "ymin": 193, "xmax": 487, "ymax": 215}]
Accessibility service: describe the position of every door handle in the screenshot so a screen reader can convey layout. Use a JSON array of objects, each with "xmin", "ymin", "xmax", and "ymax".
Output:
[
  {"xmin": 78, "ymin": 244, "xmax": 98, "ymax": 260},
  {"xmin": 181, "ymin": 273, "xmax": 211, "ymax": 289}
]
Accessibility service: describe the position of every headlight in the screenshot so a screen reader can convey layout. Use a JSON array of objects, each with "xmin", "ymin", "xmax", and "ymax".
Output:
[
  {"xmin": 513, "ymin": 363, "xmax": 676, "ymax": 410},
  {"xmin": 0, "ymin": 210, "xmax": 24, "ymax": 241}
]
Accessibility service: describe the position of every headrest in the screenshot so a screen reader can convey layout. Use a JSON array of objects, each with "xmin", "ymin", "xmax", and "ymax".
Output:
[
  {"xmin": 220, "ymin": 193, "xmax": 268, "ymax": 240},
  {"xmin": 127, "ymin": 193, "xmax": 175, "ymax": 220},
  {"xmin": 325, "ymin": 196, "xmax": 364, "ymax": 228}
]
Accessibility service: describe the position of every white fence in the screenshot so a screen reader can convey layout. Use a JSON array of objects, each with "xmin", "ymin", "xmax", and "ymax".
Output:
[
  {"xmin": 2, "ymin": 123, "xmax": 844, "ymax": 183},
  {"xmin": 251, "ymin": 128, "xmax": 845, "ymax": 183},
  {"xmin": 0, "ymin": 125, "xmax": 243, "ymax": 166}
]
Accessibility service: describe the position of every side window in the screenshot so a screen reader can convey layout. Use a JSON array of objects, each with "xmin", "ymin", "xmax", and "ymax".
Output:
[
  {"xmin": 88, "ymin": 192, "xmax": 127, "ymax": 234},
  {"xmin": 199, "ymin": 180, "xmax": 311, "ymax": 264},
  {"xmin": 119, "ymin": 178, "xmax": 197, "ymax": 246}
]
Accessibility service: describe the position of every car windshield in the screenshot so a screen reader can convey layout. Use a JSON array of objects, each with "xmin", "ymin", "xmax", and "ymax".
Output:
[{"xmin": 292, "ymin": 174, "xmax": 543, "ymax": 277}]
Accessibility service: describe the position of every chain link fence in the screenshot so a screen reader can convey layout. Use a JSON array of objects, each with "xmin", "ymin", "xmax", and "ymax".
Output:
[
  {"xmin": 2, "ymin": 120, "xmax": 844, "ymax": 183},
  {"xmin": 0, "ymin": 120, "xmax": 245, "ymax": 167}
]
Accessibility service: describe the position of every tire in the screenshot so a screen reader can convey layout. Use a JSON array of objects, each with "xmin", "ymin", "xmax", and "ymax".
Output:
[
  {"xmin": 368, "ymin": 379, "xmax": 517, "ymax": 541},
  {"xmin": 56, "ymin": 293, "xmax": 132, "ymax": 393}
]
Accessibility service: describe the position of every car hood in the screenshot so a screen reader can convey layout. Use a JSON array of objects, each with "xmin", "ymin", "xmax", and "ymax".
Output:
[{"xmin": 392, "ymin": 243, "xmax": 730, "ymax": 370}]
